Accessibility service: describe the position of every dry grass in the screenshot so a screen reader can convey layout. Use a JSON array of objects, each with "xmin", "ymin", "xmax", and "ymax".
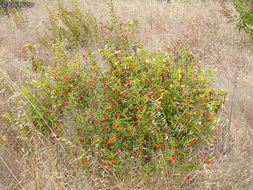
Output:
[{"xmin": 0, "ymin": 0, "xmax": 252, "ymax": 189}]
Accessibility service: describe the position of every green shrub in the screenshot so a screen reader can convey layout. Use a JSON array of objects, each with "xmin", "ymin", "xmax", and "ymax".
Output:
[
  {"xmin": 222, "ymin": 0, "xmax": 253, "ymax": 40},
  {"xmin": 37, "ymin": 0, "xmax": 138, "ymax": 51},
  {"xmin": 21, "ymin": 38, "xmax": 226, "ymax": 176}
]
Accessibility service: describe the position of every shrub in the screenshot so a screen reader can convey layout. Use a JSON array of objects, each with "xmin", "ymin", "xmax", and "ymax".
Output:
[
  {"xmin": 221, "ymin": 0, "xmax": 253, "ymax": 40},
  {"xmin": 20, "ymin": 38, "xmax": 226, "ymax": 176},
  {"xmin": 37, "ymin": 0, "xmax": 138, "ymax": 51}
]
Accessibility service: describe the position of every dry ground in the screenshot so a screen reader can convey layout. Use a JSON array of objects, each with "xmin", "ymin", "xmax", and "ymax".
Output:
[{"xmin": 0, "ymin": 0, "xmax": 252, "ymax": 189}]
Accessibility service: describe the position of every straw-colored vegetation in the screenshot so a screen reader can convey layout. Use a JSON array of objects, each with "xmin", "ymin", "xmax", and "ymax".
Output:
[{"xmin": 0, "ymin": 0, "xmax": 252, "ymax": 189}]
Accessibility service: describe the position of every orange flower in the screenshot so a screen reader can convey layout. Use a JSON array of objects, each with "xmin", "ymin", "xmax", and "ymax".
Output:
[
  {"xmin": 111, "ymin": 159, "xmax": 115, "ymax": 164},
  {"xmin": 120, "ymin": 91, "xmax": 126, "ymax": 97},
  {"xmin": 139, "ymin": 105, "xmax": 142, "ymax": 110},
  {"xmin": 136, "ymin": 115, "xmax": 141, "ymax": 119},
  {"xmin": 188, "ymin": 110, "xmax": 192, "ymax": 114},
  {"xmin": 77, "ymin": 163, "xmax": 81, "ymax": 167},
  {"xmin": 73, "ymin": 120, "xmax": 77, "ymax": 123},
  {"xmin": 209, "ymin": 114, "xmax": 213, "ymax": 118},
  {"xmin": 84, "ymin": 160, "xmax": 88, "ymax": 165},
  {"xmin": 200, "ymin": 111, "xmax": 204, "ymax": 117},
  {"xmin": 113, "ymin": 135, "xmax": 116, "ymax": 139},
  {"xmin": 146, "ymin": 96, "xmax": 150, "ymax": 102},
  {"xmin": 114, "ymin": 122, "xmax": 118, "ymax": 127},
  {"xmin": 188, "ymin": 142, "xmax": 192, "ymax": 147}
]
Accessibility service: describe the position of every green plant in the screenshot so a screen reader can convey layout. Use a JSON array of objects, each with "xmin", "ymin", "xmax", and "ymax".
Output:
[
  {"xmin": 36, "ymin": 0, "xmax": 138, "ymax": 51},
  {"xmin": 221, "ymin": 0, "xmax": 253, "ymax": 39},
  {"xmin": 21, "ymin": 38, "xmax": 226, "ymax": 177}
]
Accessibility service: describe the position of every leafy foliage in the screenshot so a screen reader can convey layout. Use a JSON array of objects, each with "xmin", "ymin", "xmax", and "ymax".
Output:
[
  {"xmin": 222, "ymin": 0, "xmax": 253, "ymax": 39},
  {"xmin": 17, "ymin": 0, "xmax": 227, "ymax": 177}
]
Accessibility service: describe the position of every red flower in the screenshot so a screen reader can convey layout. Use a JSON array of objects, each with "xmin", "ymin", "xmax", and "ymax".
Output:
[
  {"xmin": 95, "ymin": 120, "xmax": 99, "ymax": 125},
  {"xmin": 38, "ymin": 37, "xmax": 40, "ymax": 41},
  {"xmin": 120, "ymin": 91, "xmax": 126, "ymax": 97},
  {"xmin": 115, "ymin": 151, "xmax": 120, "ymax": 156},
  {"xmin": 73, "ymin": 120, "xmax": 77, "ymax": 124},
  {"xmin": 139, "ymin": 105, "xmax": 142, "ymax": 110},
  {"xmin": 172, "ymin": 156, "xmax": 175, "ymax": 161},
  {"xmin": 104, "ymin": 83, "xmax": 107, "ymax": 87},
  {"xmin": 117, "ymin": 113, "xmax": 121, "ymax": 118},
  {"xmin": 136, "ymin": 115, "xmax": 141, "ymax": 119},
  {"xmin": 74, "ymin": 68, "xmax": 81, "ymax": 72},
  {"xmin": 63, "ymin": 101, "xmax": 69, "ymax": 106},
  {"xmin": 84, "ymin": 49, "xmax": 89, "ymax": 53},
  {"xmin": 82, "ymin": 53, "xmax": 86, "ymax": 58},
  {"xmin": 153, "ymin": 86, "xmax": 157, "ymax": 90},
  {"xmin": 182, "ymin": 88, "xmax": 186, "ymax": 96},
  {"xmin": 173, "ymin": 148, "xmax": 177, "ymax": 151},
  {"xmin": 155, "ymin": 143, "xmax": 158, "ymax": 148},
  {"xmin": 84, "ymin": 160, "xmax": 88, "ymax": 165},
  {"xmin": 64, "ymin": 76, "xmax": 69, "ymax": 79},
  {"xmin": 94, "ymin": 76, "xmax": 98, "ymax": 80},
  {"xmin": 207, "ymin": 161, "xmax": 211, "ymax": 165},
  {"xmin": 160, "ymin": 143, "xmax": 164, "ymax": 147},
  {"xmin": 185, "ymin": 97, "xmax": 188, "ymax": 103},
  {"xmin": 110, "ymin": 100, "xmax": 115, "ymax": 105},
  {"xmin": 186, "ymin": 175, "xmax": 190, "ymax": 180},
  {"xmin": 111, "ymin": 159, "xmax": 115, "ymax": 164},
  {"xmin": 115, "ymin": 98, "xmax": 119, "ymax": 102},
  {"xmin": 77, "ymin": 163, "xmax": 81, "ymax": 167},
  {"xmin": 107, "ymin": 139, "xmax": 110, "ymax": 143},
  {"xmin": 188, "ymin": 142, "xmax": 192, "ymax": 147},
  {"xmin": 201, "ymin": 156, "xmax": 206, "ymax": 159},
  {"xmin": 127, "ymin": 80, "xmax": 130, "ymax": 84},
  {"xmin": 52, "ymin": 71, "xmax": 56, "ymax": 75},
  {"xmin": 52, "ymin": 128, "xmax": 57, "ymax": 133}
]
